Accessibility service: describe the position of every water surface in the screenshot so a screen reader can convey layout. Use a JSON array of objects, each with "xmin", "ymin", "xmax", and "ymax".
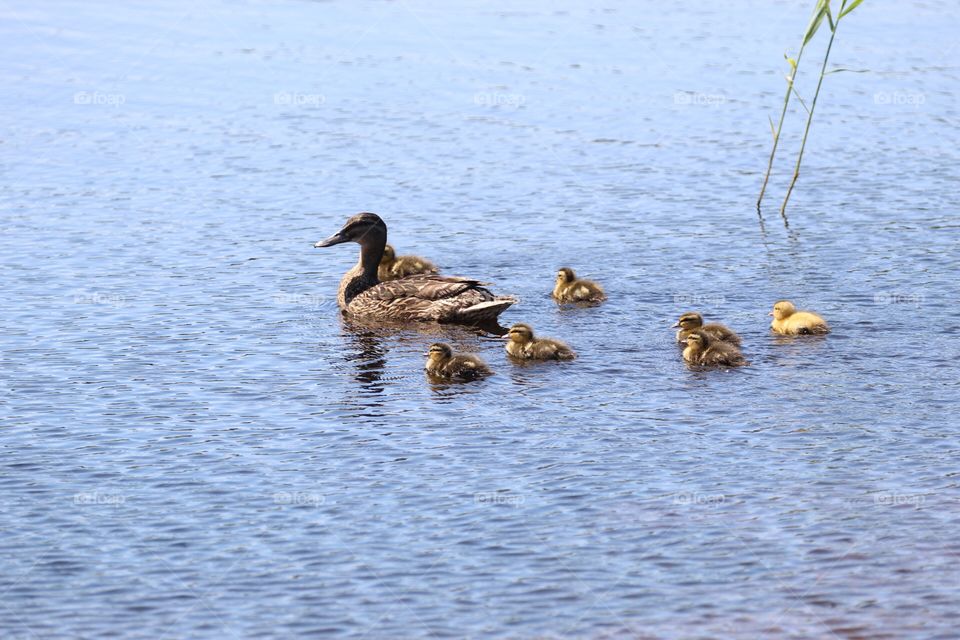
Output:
[{"xmin": 2, "ymin": 0, "xmax": 959, "ymax": 637}]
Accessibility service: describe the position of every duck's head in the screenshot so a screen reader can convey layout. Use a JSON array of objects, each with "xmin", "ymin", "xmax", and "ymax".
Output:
[
  {"xmin": 426, "ymin": 342, "xmax": 453, "ymax": 362},
  {"xmin": 380, "ymin": 244, "xmax": 396, "ymax": 264},
  {"xmin": 556, "ymin": 268, "xmax": 576, "ymax": 284},
  {"xmin": 770, "ymin": 300, "xmax": 796, "ymax": 320},
  {"xmin": 315, "ymin": 212, "xmax": 386, "ymax": 248},
  {"xmin": 505, "ymin": 323, "xmax": 535, "ymax": 344},
  {"xmin": 685, "ymin": 330, "xmax": 711, "ymax": 350},
  {"xmin": 671, "ymin": 312, "xmax": 704, "ymax": 330}
]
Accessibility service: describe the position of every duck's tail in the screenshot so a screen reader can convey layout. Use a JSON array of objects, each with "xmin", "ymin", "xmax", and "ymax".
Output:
[{"xmin": 454, "ymin": 297, "xmax": 516, "ymax": 325}]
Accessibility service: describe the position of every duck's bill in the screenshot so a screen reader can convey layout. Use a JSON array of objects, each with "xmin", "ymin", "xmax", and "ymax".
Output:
[
  {"xmin": 314, "ymin": 232, "xmax": 346, "ymax": 248},
  {"xmin": 670, "ymin": 321, "xmax": 680, "ymax": 328},
  {"xmin": 767, "ymin": 311, "xmax": 774, "ymax": 316}
]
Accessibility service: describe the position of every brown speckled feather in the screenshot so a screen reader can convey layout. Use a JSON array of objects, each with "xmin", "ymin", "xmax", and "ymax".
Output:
[
  {"xmin": 343, "ymin": 273, "xmax": 513, "ymax": 323},
  {"xmin": 320, "ymin": 213, "xmax": 515, "ymax": 325}
]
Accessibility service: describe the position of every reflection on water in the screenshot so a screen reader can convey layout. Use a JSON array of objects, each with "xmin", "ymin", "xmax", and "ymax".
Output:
[
  {"xmin": 341, "ymin": 326, "xmax": 388, "ymax": 392},
  {"xmin": 2, "ymin": 0, "xmax": 959, "ymax": 638}
]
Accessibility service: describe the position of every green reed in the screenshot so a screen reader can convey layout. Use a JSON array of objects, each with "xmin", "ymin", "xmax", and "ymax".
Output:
[{"xmin": 757, "ymin": 0, "xmax": 864, "ymax": 218}]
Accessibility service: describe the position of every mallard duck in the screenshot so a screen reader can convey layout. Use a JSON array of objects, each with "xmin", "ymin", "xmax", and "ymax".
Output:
[
  {"xmin": 769, "ymin": 300, "xmax": 830, "ymax": 335},
  {"xmin": 552, "ymin": 267, "xmax": 606, "ymax": 303},
  {"xmin": 378, "ymin": 244, "xmax": 439, "ymax": 281},
  {"xmin": 504, "ymin": 323, "xmax": 576, "ymax": 360},
  {"xmin": 683, "ymin": 330, "xmax": 747, "ymax": 367},
  {"xmin": 672, "ymin": 312, "xmax": 742, "ymax": 346},
  {"xmin": 315, "ymin": 213, "xmax": 516, "ymax": 324},
  {"xmin": 424, "ymin": 343, "xmax": 491, "ymax": 380}
]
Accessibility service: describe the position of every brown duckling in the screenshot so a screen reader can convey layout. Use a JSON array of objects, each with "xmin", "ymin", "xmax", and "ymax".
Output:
[
  {"xmin": 672, "ymin": 312, "xmax": 742, "ymax": 346},
  {"xmin": 378, "ymin": 244, "xmax": 439, "ymax": 282},
  {"xmin": 683, "ymin": 330, "xmax": 747, "ymax": 367},
  {"xmin": 552, "ymin": 267, "xmax": 606, "ymax": 303},
  {"xmin": 424, "ymin": 343, "xmax": 492, "ymax": 380},
  {"xmin": 504, "ymin": 323, "xmax": 576, "ymax": 361},
  {"xmin": 769, "ymin": 300, "xmax": 830, "ymax": 335}
]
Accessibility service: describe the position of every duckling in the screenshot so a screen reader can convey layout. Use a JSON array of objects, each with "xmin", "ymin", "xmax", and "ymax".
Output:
[
  {"xmin": 424, "ymin": 343, "xmax": 492, "ymax": 380},
  {"xmin": 552, "ymin": 267, "xmax": 606, "ymax": 303},
  {"xmin": 378, "ymin": 244, "xmax": 439, "ymax": 282},
  {"xmin": 769, "ymin": 300, "xmax": 830, "ymax": 335},
  {"xmin": 672, "ymin": 312, "xmax": 742, "ymax": 346},
  {"xmin": 683, "ymin": 330, "xmax": 747, "ymax": 367},
  {"xmin": 504, "ymin": 323, "xmax": 576, "ymax": 361}
]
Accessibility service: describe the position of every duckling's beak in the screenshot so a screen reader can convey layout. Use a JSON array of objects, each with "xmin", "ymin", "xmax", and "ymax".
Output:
[
  {"xmin": 767, "ymin": 311, "xmax": 774, "ymax": 316},
  {"xmin": 671, "ymin": 321, "xmax": 680, "ymax": 328},
  {"xmin": 314, "ymin": 231, "xmax": 347, "ymax": 248}
]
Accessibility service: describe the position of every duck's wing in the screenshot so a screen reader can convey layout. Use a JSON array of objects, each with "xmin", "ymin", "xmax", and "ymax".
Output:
[
  {"xmin": 365, "ymin": 274, "xmax": 491, "ymax": 302},
  {"xmin": 348, "ymin": 274, "xmax": 513, "ymax": 323}
]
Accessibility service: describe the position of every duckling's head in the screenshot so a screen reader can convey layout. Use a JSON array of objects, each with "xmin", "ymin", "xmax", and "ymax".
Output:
[
  {"xmin": 426, "ymin": 343, "xmax": 453, "ymax": 362},
  {"xmin": 505, "ymin": 323, "xmax": 535, "ymax": 344},
  {"xmin": 556, "ymin": 268, "xmax": 576, "ymax": 284},
  {"xmin": 380, "ymin": 244, "xmax": 396, "ymax": 264},
  {"xmin": 671, "ymin": 312, "xmax": 704, "ymax": 330},
  {"xmin": 315, "ymin": 212, "xmax": 386, "ymax": 248},
  {"xmin": 685, "ymin": 330, "xmax": 711, "ymax": 350},
  {"xmin": 770, "ymin": 300, "xmax": 796, "ymax": 320}
]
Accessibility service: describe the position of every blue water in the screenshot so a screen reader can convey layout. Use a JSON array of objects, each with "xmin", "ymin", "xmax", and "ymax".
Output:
[{"xmin": 2, "ymin": 0, "xmax": 959, "ymax": 637}]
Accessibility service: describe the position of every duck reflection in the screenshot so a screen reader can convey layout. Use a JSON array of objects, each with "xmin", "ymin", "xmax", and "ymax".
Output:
[
  {"xmin": 339, "ymin": 316, "xmax": 506, "ymax": 397},
  {"xmin": 340, "ymin": 317, "xmax": 389, "ymax": 393}
]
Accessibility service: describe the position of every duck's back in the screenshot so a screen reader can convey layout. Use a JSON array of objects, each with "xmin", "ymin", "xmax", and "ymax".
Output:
[
  {"xmin": 702, "ymin": 342, "xmax": 747, "ymax": 366},
  {"xmin": 703, "ymin": 323, "xmax": 742, "ymax": 346},
  {"xmin": 532, "ymin": 338, "xmax": 576, "ymax": 360},
  {"xmin": 555, "ymin": 280, "xmax": 605, "ymax": 303},
  {"xmin": 445, "ymin": 355, "xmax": 491, "ymax": 379},
  {"xmin": 775, "ymin": 312, "xmax": 829, "ymax": 335},
  {"xmin": 346, "ymin": 274, "xmax": 514, "ymax": 323},
  {"xmin": 789, "ymin": 311, "xmax": 829, "ymax": 334}
]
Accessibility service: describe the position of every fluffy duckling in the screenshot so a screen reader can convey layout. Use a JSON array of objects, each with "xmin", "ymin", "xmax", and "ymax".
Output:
[
  {"xmin": 683, "ymin": 330, "xmax": 747, "ymax": 367},
  {"xmin": 769, "ymin": 300, "xmax": 830, "ymax": 335},
  {"xmin": 672, "ymin": 312, "xmax": 742, "ymax": 346},
  {"xmin": 504, "ymin": 323, "xmax": 576, "ymax": 361},
  {"xmin": 424, "ymin": 343, "xmax": 492, "ymax": 381},
  {"xmin": 378, "ymin": 244, "xmax": 439, "ymax": 281},
  {"xmin": 552, "ymin": 267, "xmax": 606, "ymax": 303}
]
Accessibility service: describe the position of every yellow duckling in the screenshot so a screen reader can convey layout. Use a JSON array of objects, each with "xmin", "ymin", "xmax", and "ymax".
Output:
[
  {"xmin": 504, "ymin": 323, "xmax": 576, "ymax": 361},
  {"xmin": 769, "ymin": 300, "xmax": 830, "ymax": 335},
  {"xmin": 683, "ymin": 330, "xmax": 747, "ymax": 367},
  {"xmin": 424, "ymin": 343, "xmax": 492, "ymax": 381},
  {"xmin": 552, "ymin": 267, "xmax": 606, "ymax": 303},
  {"xmin": 672, "ymin": 312, "xmax": 742, "ymax": 346},
  {"xmin": 378, "ymin": 244, "xmax": 439, "ymax": 282}
]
